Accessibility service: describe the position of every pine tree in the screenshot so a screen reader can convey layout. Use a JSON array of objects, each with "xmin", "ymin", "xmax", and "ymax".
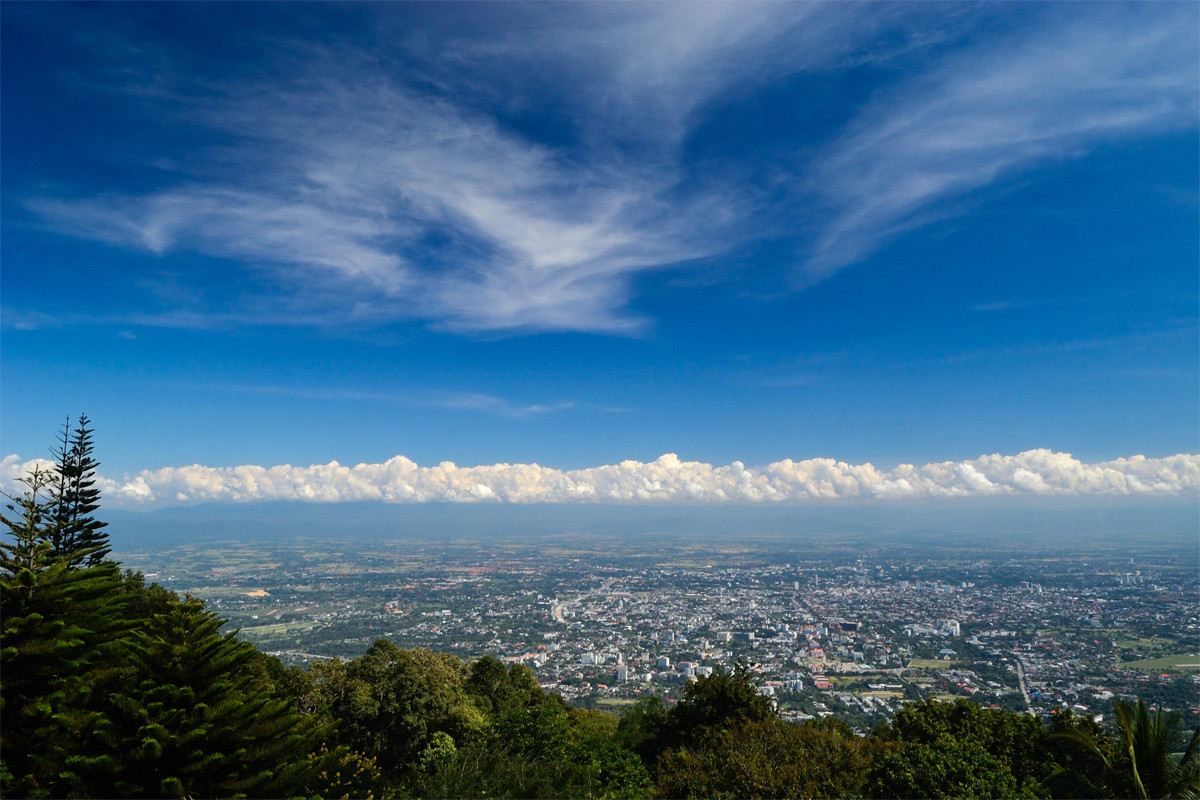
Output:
[
  {"xmin": 1, "ymin": 467, "xmax": 132, "ymax": 796},
  {"xmin": 49, "ymin": 414, "xmax": 110, "ymax": 566},
  {"xmin": 1, "ymin": 465, "xmax": 57, "ymax": 578},
  {"xmin": 88, "ymin": 596, "xmax": 319, "ymax": 798},
  {"xmin": 2, "ymin": 422, "xmax": 324, "ymax": 797}
]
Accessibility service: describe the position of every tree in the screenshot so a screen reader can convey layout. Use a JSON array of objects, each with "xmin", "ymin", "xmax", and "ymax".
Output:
[
  {"xmin": 654, "ymin": 718, "xmax": 873, "ymax": 799},
  {"xmin": 665, "ymin": 663, "xmax": 776, "ymax": 751},
  {"xmin": 1, "ymin": 465, "xmax": 58, "ymax": 576},
  {"xmin": 1048, "ymin": 698, "xmax": 1200, "ymax": 799},
  {"xmin": 1, "ymin": 467, "xmax": 132, "ymax": 796},
  {"xmin": 616, "ymin": 695, "xmax": 670, "ymax": 764},
  {"xmin": 303, "ymin": 743, "xmax": 385, "ymax": 800},
  {"xmin": 410, "ymin": 659, "xmax": 651, "ymax": 800},
  {"xmin": 866, "ymin": 699, "xmax": 1047, "ymax": 798},
  {"xmin": 866, "ymin": 731, "xmax": 1031, "ymax": 799},
  {"xmin": 49, "ymin": 414, "xmax": 110, "ymax": 566},
  {"xmin": 79, "ymin": 596, "xmax": 320, "ymax": 798},
  {"xmin": 614, "ymin": 663, "xmax": 776, "ymax": 775},
  {"xmin": 305, "ymin": 639, "xmax": 488, "ymax": 783},
  {"xmin": 465, "ymin": 654, "xmax": 513, "ymax": 715},
  {"xmin": 567, "ymin": 709, "xmax": 653, "ymax": 799},
  {"xmin": 2, "ymin": 421, "xmax": 326, "ymax": 798}
]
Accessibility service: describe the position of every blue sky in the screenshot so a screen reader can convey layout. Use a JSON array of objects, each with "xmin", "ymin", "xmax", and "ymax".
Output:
[{"xmin": 2, "ymin": 2, "xmax": 1197, "ymax": 507}]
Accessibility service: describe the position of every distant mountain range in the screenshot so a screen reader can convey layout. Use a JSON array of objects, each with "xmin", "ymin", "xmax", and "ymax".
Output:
[{"xmin": 105, "ymin": 498, "xmax": 1199, "ymax": 546}]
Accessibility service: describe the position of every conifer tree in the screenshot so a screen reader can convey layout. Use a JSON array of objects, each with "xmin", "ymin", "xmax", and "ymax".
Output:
[
  {"xmin": 88, "ymin": 596, "xmax": 319, "ymax": 798},
  {"xmin": 48, "ymin": 414, "xmax": 110, "ymax": 565},
  {"xmin": 1, "ymin": 465, "xmax": 56, "ymax": 577},
  {"xmin": 1, "ymin": 467, "xmax": 132, "ymax": 796},
  {"xmin": 2, "ymin": 421, "xmax": 332, "ymax": 798}
]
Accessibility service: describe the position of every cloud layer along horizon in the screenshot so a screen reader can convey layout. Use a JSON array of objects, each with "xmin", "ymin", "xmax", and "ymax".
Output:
[{"xmin": 4, "ymin": 451, "xmax": 1197, "ymax": 509}]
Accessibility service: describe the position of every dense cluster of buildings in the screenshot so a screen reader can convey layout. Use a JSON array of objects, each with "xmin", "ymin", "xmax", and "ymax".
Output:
[{"xmin": 129, "ymin": 536, "xmax": 1199, "ymax": 729}]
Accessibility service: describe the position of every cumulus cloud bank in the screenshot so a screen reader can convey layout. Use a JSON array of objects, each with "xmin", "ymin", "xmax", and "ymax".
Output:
[{"xmin": 5, "ymin": 451, "xmax": 1196, "ymax": 509}]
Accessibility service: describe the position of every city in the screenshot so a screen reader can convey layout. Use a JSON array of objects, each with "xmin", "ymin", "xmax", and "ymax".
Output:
[{"xmin": 117, "ymin": 528, "xmax": 1200, "ymax": 733}]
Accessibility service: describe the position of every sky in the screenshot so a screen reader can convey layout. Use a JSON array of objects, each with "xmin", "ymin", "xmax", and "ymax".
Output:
[{"xmin": 2, "ymin": 2, "xmax": 1198, "ymax": 510}]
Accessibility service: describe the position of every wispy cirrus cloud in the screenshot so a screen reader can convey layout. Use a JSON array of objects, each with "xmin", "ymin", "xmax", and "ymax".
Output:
[
  {"xmin": 21, "ymin": 5, "xmax": 1197, "ymax": 334},
  {"xmin": 803, "ymin": 7, "xmax": 1198, "ymax": 280},
  {"xmin": 4, "ymin": 450, "xmax": 1193, "ymax": 508},
  {"xmin": 212, "ymin": 384, "xmax": 573, "ymax": 419},
  {"xmin": 32, "ymin": 188, "xmax": 411, "ymax": 296},
  {"xmin": 11, "ymin": 5, "xmax": 889, "ymax": 333},
  {"xmin": 32, "ymin": 71, "xmax": 702, "ymax": 333},
  {"xmin": 428, "ymin": 392, "xmax": 574, "ymax": 418}
]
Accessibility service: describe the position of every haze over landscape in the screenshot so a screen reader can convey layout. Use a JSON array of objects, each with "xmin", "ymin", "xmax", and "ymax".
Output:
[{"xmin": 2, "ymin": 2, "xmax": 1197, "ymax": 516}]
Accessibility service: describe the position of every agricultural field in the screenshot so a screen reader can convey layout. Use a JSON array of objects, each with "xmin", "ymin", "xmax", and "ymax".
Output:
[{"xmin": 1120, "ymin": 654, "xmax": 1200, "ymax": 673}]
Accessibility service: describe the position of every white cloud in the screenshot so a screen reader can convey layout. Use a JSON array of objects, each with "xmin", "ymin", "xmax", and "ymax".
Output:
[
  {"xmin": 804, "ymin": 7, "xmax": 1198, "ymax": 279},
  {"xmin": 31, "ymin": 52, "xmax": 717, "ymax": 334},
  {"xmin": 428, "ymin": 392, "xmax": 574, "ymax": 418},
  {"xmin": 0, "ymin": 455, "xmax": 55, "ymax": 495},
  {"xmin": 535, "ymin": 3, "xmax": 861, "ymax": 143},
  {"xmin": 30, "ymin": 75, "xmax": 710, "ymax": 335},
  {"xmin": 4, "ymin": 450, "xmax": 1192, "ymax": 509},
  {"xmin": 32, "ymin": 188, "xmax": 410, "ymax": 295},
  {"xmin": 21, "ymin": 6, "xmax": 1197, "ymax": 332},
  {"xmin": 203, "ymin": 385, "xmax": 573, "ymax": 419}
]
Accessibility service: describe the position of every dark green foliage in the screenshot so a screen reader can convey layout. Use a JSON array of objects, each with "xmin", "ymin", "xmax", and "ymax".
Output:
[
  {"xmin": 407, "ymin": 740, "xmax": 593, "ymax": 799},
  {"xmin": 1, "ymin": 560, "xmax": 321, "ymax": 797},
  {"xmin": 48, "ymin": 414, "xmax": 109, "ymax": 566},
  {"xmin": 303, "ymin": 639, "xmax": 488, "ymax": 782},
  {"xmin": 669, "ymin": 663, "xmax": 777, "ymax": 746},
  {"xmin": 404, "ymin": 659, "xmax": 651, "ymax": 799},
  {"xmin": 409, "ymin": 708, "xmax": 651, "ymax": 799},
  {"xmin": 866, "ymin": 698, "xmax": 1048, "ymax": 798},
  {"xmin": 618, "ymin": 663, "xmax": 803, "ymax": 798},
  {"xmin": 303, "ymin": 743, "xmax": 386, "ymax": 800},
  {"xmin": 616, "ymin": 695, "xmax": 671, "ymax": 762},
  {"xmin": 465, "ymin": 653, "xmax": 514, "ymax": 714},
  {"xmin": 654, "ymin": 718, "xmax": 874, "ymax": 799},
  {"xmin": 1, "ymin": 466, "xmax": 56, "ymax": 564},
  {"xmin": 2, "ymin": 422, "xmax": 320, "ymax": 798},
  {"xmin": 486, "ymin": 663, "xmax": 572, "ymax": 762},
  {"xmin": 90, "ymin": 596, "xmax": 319, "ymax": 798},
  {"xmin": 642, "ymin": 668, "xmax": 870, "ymax": 799},
  {"xmin": 620, "ymin": 662, "xmax": 776, "ymax": 770},
  {"xmin": 568, "ymin": 709, "xmax": 655, "ymax": 799},
  {"xmin": 0, "ymin": 468, "xmax": 132, "ymax": 797},
  {"xmin": 1047, "ymin": 698, "xmax": 1200, "ymax": 799},
  {"xmin": 867, "ymin": 731, "xmax": 1031, "ymax": 799}
]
